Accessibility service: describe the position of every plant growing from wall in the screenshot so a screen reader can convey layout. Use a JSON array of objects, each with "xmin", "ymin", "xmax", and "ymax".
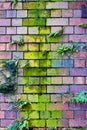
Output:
[
  {"xmin": 48, "ymin": 28, "xmax": 64, "ymax": 37},
  {"xmin": 56, "ymin": 42, "xmax": 79, "ymax": 57},
  {"xmin": 0, "ymin": 60, "xmax": 18, "ymax": 93},
  {"xmin": 7, "ymin": 98, "xmax": 30, "ymax": 130},
  {"xmin": 12, "ymin": 0, "xmax": 18, "ymax": 7},
  {"xmin": 70, "ymin": 91, "xmax": 87, "ymax": 104},
  {"xmin": 10, "ymin": 37, "xmax": 24, "ymax": 46},
  {"xmin": 78, "ymin": 22, "xmax": 87, "ymax": 28}
]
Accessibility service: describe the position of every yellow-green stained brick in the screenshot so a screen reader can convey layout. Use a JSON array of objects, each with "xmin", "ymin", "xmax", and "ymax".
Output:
[
  {"xmin": 17, "ymin": 44, "xmax": 27, "ymax": 51},
  {"xmin": 24, "ymin": 86, "xmax": 46, "ymax": 94},
  {"xmin": 46, "ymin": 120, "xmax": 57, "ymax": 127},
  {"xmin": 23, "ymin": 77, "xmax": 29, "ymax": 84},
  {"xmin": 29, "ymin": 77, "xmax": 39, "ymax": 85},
  {"xmin": 40, "ymin": 60, "xmax": 51, "ymax": 67},
  {"xmin": 29, "ymin": 111, "xmax": 39, "ymax": 119},
  {"xmin": 40, "ymin": 44, "xmax": 50, "ymax": 51},
  {"xmin": 29, "ymin": 120, "xmax": 45, "ymax": 127},
  {"xmin": 46, "ymin": 35, "xmax": 64, "ymax": 43},
  {"xmin": 24, "ymin": 68, "xmax": 46, "ymax": 76},
  {"xmin": 23, "ymin": 19, "xmax": 45, "ymax": 26},
  {"xmin": 40, "ymin": 10, "xmax": 50, "ymax": 17},
  {"xmin": 52, "ymin": 111, "xmax": 62, "ymax": 118},
  {"xmin": 40, "ymin": 27, "xmax": 50, "ymax": 34},
  {"xmin": 40, "ymin": 111, "xmax": 50, "ymax": 119},
  {"xmin": 28, "ymin": 94, "xmax": 38, "ymax": 102},
  {"xmin": 23, "ymin": 2, "xmax": 45, "ymax": 9},
  {"xmin": 40, "ymin": 77, "xmax": 51, "ymax": 85},
  {"xmin": 29, "ymin": 103, "xmax": 45, "ymax": 111},
  {"xmin": 24, "ymin": 35, "xmax": 45, "ymax": 42},
  {"xmin": 39, "ymin": 94, "xmax": 50, "ymax": 102},
  {"xmin": 29, "ymin": 60, "xmax": 39, "ymax": 67},
  {"xmin": 21, "ymin": 111, "xmax": 28, "ymax": 118}
]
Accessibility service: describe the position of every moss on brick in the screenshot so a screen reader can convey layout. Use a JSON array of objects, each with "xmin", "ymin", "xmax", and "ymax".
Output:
[
  {"xmin": 40, "ymin": 111, "xmax": 50, "ymax": 119},
  {"xmin": 52, "ymin": 111, "xmax": 62, "ymax": 118},
  {"xmin": 38, "ymin": 94, "xmax": 50, "ymax": 102},
  {"xmin": 29, "ymin": 120, "xmax": 45, "ymax": 127},
  {"xmin": 46, "ymin": 120, "xmax": 57, "ymax": 127},
  {"xmin": 24, "ymin": 35, "xmax": 45, "ymax": 42},
  {"xmin": 29, "ymin": 111, "xmax": 39, "ymax": 119},
  {"xmin": 23, "ymin": 2, "xmax": 45, "ymax": 9},
  {"xmin": 40, "ymin": 27, "xmax": 50, "ymax": 34},
  {"xmin": 23, "ymin": 19, "xmax": 45, "ymax": 26}
]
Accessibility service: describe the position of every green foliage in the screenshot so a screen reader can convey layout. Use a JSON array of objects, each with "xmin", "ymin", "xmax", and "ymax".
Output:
[
  {"xmin": 48, "ymin": 28, "xmax": 64, "ymax": 37},
  {"xmin": 12, "ymin": 0, "xmax": 18, "ymax": 7},
  {"xmin": 82, "ymin": 45, "xmax": 87, "ymax": 50},
  {"xmin": 42, "ymin": 50, "xmax": 49, "ymax": 56},
  {"xmin": 78, "ymin": 22, "xmax": 87, "ymax": 28},
  {"xmin": 10, "ymin": 37, "xmax": 24, "ymax": 46},
  {"xmin": 7, "ymin": 117, "xmax": 29, "ymax": 130},
  {"xmin": 56, "ymin": 42, "xmax": 79, "ymax": 56},
  {"xmin": 70, "ymin": 91, "xmax": 87, "ymax": 104}
]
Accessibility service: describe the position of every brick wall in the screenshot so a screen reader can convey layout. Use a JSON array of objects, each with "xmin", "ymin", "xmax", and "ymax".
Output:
[{"xmin": 0, "ymin": 0, "xmax": 87, "ymax": 129}]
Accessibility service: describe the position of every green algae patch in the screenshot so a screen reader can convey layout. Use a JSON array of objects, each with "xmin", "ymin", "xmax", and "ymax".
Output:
[
  {"xmin": 39, "ymin": 94, "xmax": 50, "ymax": 102},
  {"xmin": 40, "ymin": 27, "xmax": 50, "ymax": 34},
  {"xmin": 29, "ymin": 119, "xmax": 45, "ymax": 127},
  {"xmin": 23, "ymin": 2, "xmax": 45, "ymax": 9},
  {"xmin": 40, "ymin": 111, "xmax": 50, "ymax": 119},
  {"xmin": 23, "ymin": 19, "xmax": 45, "ymax": 26}
]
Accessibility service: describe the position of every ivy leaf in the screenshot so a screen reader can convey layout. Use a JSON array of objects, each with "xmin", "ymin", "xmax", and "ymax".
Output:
[
  {"xmin": 48, "ymin": 28, "xmax": 64, "ymax": 37},
  {"xmin": 78, "ymin": 22, "xmax": 87, "ymax": 28}
]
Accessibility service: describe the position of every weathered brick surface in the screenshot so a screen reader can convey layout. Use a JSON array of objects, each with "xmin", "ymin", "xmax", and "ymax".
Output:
[{"xmin": 0, "ymin": 0, "xmax": 87, "ymax": 129}]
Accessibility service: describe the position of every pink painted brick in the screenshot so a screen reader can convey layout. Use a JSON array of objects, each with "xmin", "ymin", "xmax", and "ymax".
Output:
[
  {"xmin": 74, "ymin": 59, "xmax": 85, "ymax": 67},
  {"xmin": 6, "ymin": 44, "xmax": 16, "ymax": 51},
  {"xmin": 6, "ymin": 10, "xmax": 16, "ymax": 18},
  {"xmin": 69, "ymin": 119, "xmax": 87, "ymax": 127},
  {"xmin": 86, "ymin": 60, "xmax": 87, "ymax": 67},
  {"xmin": 0, "ymin": 94, "xmax": 4, "ymax": 102},
  {"xmin": 73, "ymin": 52, "xmax": 87, "ymax": 59},
  {"xmin": 64, "ymin": 27, "xmax": 73, "ymax": 34},
  {"xmin": 0, "ymin": 2, "xmax": 11, "ymax": 10},
  {"xmin": 0, "ymin": 11, "xmax": 6, "ymax": 18},
  {"xmin": 51, "ymin": 94, "xmax": 62, "ymax": 102},
  {"xmin": 46, "ymin": 103, "xmax": 68, "ymax": 110},
  {"xmin": 74, "ymin": 77, "xmax": 85, "ymax": 84},
  {"xmin": 17, "ymin": 10, "xmax": 27, "ymax": 17},
  {"xmin": 74, "ymin": 111, "xmax": 86, "ymax": 119},
  {"xmin": 46, "ymin": 2, "xmax": 68, "ymax": 9},
  {"xmin": 86, "ymin": 77, "xmax": 87, "ymax": 85},
  {"xmin": 0, "ymin": 27, "xmax": 5, "ymax": 34},
  {"xmin": 62, "ymin": 10, "xmax": 73, "ymax": 17},
  {"xmin": 1, "ymin": 119, "xmax": 14, "ymax": 127},
  {"xmin": 63, "ymin": 77, "xmax": 73, "ymax": 84},
  {"xmin": 74, "ymin": 10, "xmax": 81, "ymax": 17},
  {"xmin": 7, "ymin": 27, "xmax": 16, "ymax": 34},
  {"xmin": 69, "ymin": 2, "xmax": 87, "ymax": 9},
  {"xmin": 18, "ymin": 86, "xmax": 23, "ymax": 93},
  {"xmin": 12, "ymin": 19, "xmax": 22, "ymax": 26},
  {"xmin": 0, "ymin": 19, "xmax": 11, "ymax": 26},
  {"xmin": 5, "ymin": 111, "xmax": 16, "ymax": 119},
  {"xmin": 1, "ymin": 103, "xmax": 9, "ymax": 110},
  {"xmin": 0, "ymin": 52, "xmax": 11, "ymax": 59},
  {"xmin": 0, "ymin": 111, "xmax": 5, "ymax": 118},
  {"xmin": 75, "ymin": 27, "xmax": 85, "ymax": 34},
  {"xmin": 18, "ymin": 69, "xmax": 23, "ymax": 76},
  {"xmin": 69, "ymin": 35, "xmax": 87, "ymax": 42},
  {"xmin": 51, "ymin": 27, "xmax": 62, "ymax": 33},
  {"xmin": 47, "ymin": 85, "xmax": 68, "ymax": 93},
  {"xmin": 0, "ymin": 44, "xmax": 5, "ymax": 50},
  {"xmin": 70, "ymin": 68, "xmax": 87, "ymax": 76},
  {"xmin": 70, "ymin": 18, "xmax": 87, "ymax": 25},
  {"xmin": 0, "ymin": 36, "xmax": 10, "ymax": 43},
  {"xmin": 63, "ymin": 111, "xmax": 73, "ymax": 119},
  {"xmin": 47, "ymin": 18, "xmax": 68, "ymax": 26},
  {"xmin": 17, "ymin": 27, "xmax": 27, "ymax": 34}
]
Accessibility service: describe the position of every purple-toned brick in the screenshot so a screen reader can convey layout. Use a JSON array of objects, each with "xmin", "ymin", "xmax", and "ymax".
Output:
[
  {"xmin": 70, "ymin": 85, "xmax": 87, "ymax": 93},
  {"xmin": 75, "ymin": 27, "xmax": 85, "ymax": 34},
  {"xmin": 64, "ymin": 27, "xmax": 73, "ymax": 34},
  {"xmin": 70, "ymin": 68, "xmax": 87, "ymax": 76},
  {"xmin": 74, "ymin": 77, "xmax": 86, "ymax": 84},
  {"xmin": 0, "ymin": 19, "xmax": 10, "ymax": 26},
  {"xmin": 7, "ymin": 27, "xmax": 16, "ymax": 34},
  {"xmin": 0, "ymin": 27, "xmax": 5, "ymax": 34},
  {"xmin": 1, "ymin": 103, "xmax": 9, "ymax": 110},
  {"xmin": 0, "ymin": 11, "xmax": 6, "ymax": 18},
  {"xmin": 74, "ymin": 59, "xmax": 85, "ymax": 67},
  {"xmin": 63, "ymin": 111, "xmax": 73, "ymax": 119},
  {"xmin": 1, "ymin": 119, "xmax": 14, "ymax": 127},
  {"xmin": 74, "ymin": 10, "xmax": 81, "ymax": 17},
  {"xmin": 5, "ymin": 111, "xmax": 16, "ymax": 119},
  {"xmin": 70, "ymin": 18, "xmax": 87, "ymax": 26},
  {"xmin": 0, "ymin": 111, "xmax": 5, "ymax": 118},
  {"xmin": 6, "ymin": 10, "xmax": 16, "ymax": 18},
  {"xmin": 46, "ymin": 2, "xmax": 68, "ymax": 9},
  {"xmin": 69, "ymin": 35, "xmax": 87, "ymax": 42},
  {"xmin": 69, "ymin": 103, "xmax": 87, "ymax": 111},
  {"xmin": 0, "ymin": 94, "xmax": 4, "ymax": 102},
  {"xmin": 0, "ymin": 2, "xmax": 11, "ymax": 10},
  {"xmin": 69, "ymin": 119, "xmax": 87, "ymax": 127},
  {"xmin": 74, "ymin": 111, "xmax": 86, "ymax": 119}
]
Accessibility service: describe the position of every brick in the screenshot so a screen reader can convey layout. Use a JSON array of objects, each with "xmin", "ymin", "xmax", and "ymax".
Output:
[
  {"xmin": 6, "ymin": 10, "xmax": 16, "ymax": 17},
  {"xmin": 74, "ymin": 10, "xmax": 81, "ymax": 17},
  {"xmin": 52, "ymin": 111, "xmax": 62, "ymax": 118},
  {"xmin": 13, "ymin": 52, "xmax": 23, "ymax": 59},
  {"xmin": 6, "ymin": 44, "xmax": 16, "ymax": 51},
  {"xmin": 29, "ymin": 111, "xmax": 39, "ymax": 119},
  {"xmin": 69, "ymin": 2, "xmax": 87, "ymax": 9},
  {"xmin": 40, "ymin": 111, "xmax": 50, "ymax": 119},
  {"xmin": 62, "ymin": 10, "xmax": 73, "ymax": 17},
  {"xmin": 7, "ymin": 27, "xmax": 16, "ymax": 34},
  {"xmin": 47, "ymin": 18, "xmax": 68, "ymax": 26},
  {"xmin": 1, "ymin": 120, "xmax": 14, "ymax": 127},
  {"xmin": 28, "ymin": 94, "xmax": 38, "ymax": 102},
  {"xmin": 63, "ymin": 77, "xmax": 73, "ymax": 84},
  {"xmin": 63, "ymin": 111, "xmax": 73, "ymax": 119},
  {"xmin": 29, "ymin": 103, "xmax": 45, "ymax": 111},
  {"xmin": 0, "ymin": 27, "xmax": 5, "ymax": 34},
  {"xmin": 28, "ymin": 27, "xmax": 38, "ymax": 34},
  {"xmin": 17, "ymin": 10, "xmax": 27, "ymax": 17},
  {"xmin": 51, "ymin": 77, "xmax": 62, "ymax": 84},
  {"xmin": 69, "ymin": 119, "xmax": 87, "ymax": 127},
  {"xmin": 46, "ymin": 120, "xmax": 57, "ymax": 127},
  {"xmin": 38, "ymin": 94, "xmax": 50, "ymax": 103},
  {"xmin": 40, "ymin": 77, "xmax": 51, "ymax": 85},
  {"xmin": 23, "ymin": 2, "xmax": 45, "ymax": 9},
  {"xmin": 40, "ymin": 27, "xmax": 50, "ymax": 34},
  {"xmin": 5, "ymin": 111, "xmax": 16, "ymax": 119},
  {"xmin": 64, "ymin": 27, "xmax": 73, "ymax": 34},
  {"xmin": 46, "ymin": 2, "xmax": 68, "ymax": 9},
  {"xmin": 70, "ymin": 68, "xmax": 87, "ymax": 76},
  {"xmin": 47, "ymin": 68, "xmax": 69, "ymax": 76},
  {"xmin": 73, "ymin": 52, "xmax": 87, "ymax": 58},
  {"xmin": 0, "ymin": 52, "xmax": 11, "ymax": 59},
  {"xmin": 46, "ymin": 103, "xmax": 68, "ymax": 110},
  {"xmin": 74, "ymin": 27, "xmax": 85, "ymax": 34},
  {"xmin": 69, "ymin": 103, "xmax": 87, "ymax": 111},
  {"xmin": 74, "ymin": 111, "xmax": 86, "ymax": 119},
  {"xmin": 51, "ymin": 10, "xmax": 61, "ymax": 17},
  {"xmin": 70, "ymin": 85, "xmax": 87, "ymax": 93},
  {"xmin": 0, "ymin": 44, "xmax": 5, "ymax": 50},
  {"xmin": 1, "ymin": 103, "xmax": 9, "ymax": 110},
  {"xmin": 0, "ymin": 111, "xmax": 5, "ymax": 118},
  {"xmin": 40, "ymin": 60, "xmax": 51, "ymax": 68},
  {"xmin": 51, "ymin": 27, "xmax": 62, "ymax": 33},
  {"xmin": 0, "ymin": 11, "xmax": 6, "ymax": 18},
  {"xmin": 70, "ymin": 18, "xmax": 87, "ymax": 25},
  {"xmin": 12, "ymin": 19, "xmax": 22, "ymax": 26},
  {"xmin": 0, "ymin": 2, "xmax": 11, "ymax": 10},
  {"xmin": 69, "ymin": 35, "xmax": 87, "ymax": 42},
  {"xmin": 51, "ymin": 94, "xmax": 62, "ymax": 102},
  {"xmin": 24, "ymin": 36, "xmax": 45, "ymax": 43},
  {"xmin": 74, "ymin": 77, "xmax": 85, "ymax": 84},
  {"xmin": 29, "ymin": 120, "xmax": 45, "ymax": 127},
  {"xmin": 17, "ymin": 27, "xmax": 27, "ymax": 34},
  {"xmin": 0, "ymin": 19, "xmax": 10, "ymax": 26},
  {"xmin": 0, "ymin": 94, "xmax": 4, "ymax": 102},
  {"xmin": 0, "ymin": 36, "xmax": 10, "ymax": 43},
  {"xmin": 12, "ymin": 2, "xmax": 22, "ymax": 9}
]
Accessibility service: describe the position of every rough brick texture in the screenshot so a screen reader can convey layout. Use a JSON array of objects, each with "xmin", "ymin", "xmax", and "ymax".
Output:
[{"xmin": 0, "ymin": 0, "xmax": 87, "ymax": 129}]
